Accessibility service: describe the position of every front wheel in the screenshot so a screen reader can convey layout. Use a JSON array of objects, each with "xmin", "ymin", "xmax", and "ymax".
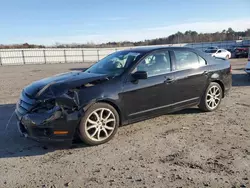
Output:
[
  {"xmin": 78, "ymin": 103, "xmax": 119, "ymax": 146},
  {"xmin": 198, "ymin": 82, "xmax": 223, "ymax": 112}
]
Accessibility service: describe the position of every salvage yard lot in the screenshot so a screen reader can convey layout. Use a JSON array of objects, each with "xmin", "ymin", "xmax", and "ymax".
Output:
[{"xmin": 0, "ymin": 59, "xmax": 250, "ymax": 188}]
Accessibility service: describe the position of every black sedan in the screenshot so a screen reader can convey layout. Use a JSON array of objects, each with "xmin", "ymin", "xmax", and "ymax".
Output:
[{"xmin": 15, "ymin": 47, "xmax": 232, "ymax": 145}]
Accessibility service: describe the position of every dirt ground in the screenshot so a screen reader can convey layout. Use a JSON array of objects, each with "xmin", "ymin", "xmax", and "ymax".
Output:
[{"xmin": 0, "ymin": 59, "xmax": 250, "ymax": 188}]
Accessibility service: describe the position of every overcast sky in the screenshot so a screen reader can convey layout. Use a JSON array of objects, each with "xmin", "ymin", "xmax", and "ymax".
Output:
[{"xmin": 1, "ymin": 0, "xmax": 250, "ymax": 45}]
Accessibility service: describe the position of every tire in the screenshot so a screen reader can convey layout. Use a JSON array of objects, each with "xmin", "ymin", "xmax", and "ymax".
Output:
[
  {"xmin": 78, "ymin": 102, "xmax": 119, "ymax": 146},
  {"xmin": 198, "ymin": 82, "xmax": 223, "ymax": 112}
]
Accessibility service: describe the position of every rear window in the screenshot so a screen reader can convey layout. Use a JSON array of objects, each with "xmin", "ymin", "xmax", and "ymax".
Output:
[
  {"xmin": 174, "ymin": 50, "xmax": 205, "ymax": 70},
  {"xmin": 198, "ymin": 56, "xmax": 206, "ymax": 66}
]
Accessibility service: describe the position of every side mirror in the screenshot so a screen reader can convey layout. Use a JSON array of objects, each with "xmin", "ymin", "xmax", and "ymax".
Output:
[{"xmin": 131, "ymin": 71, "xmax": 148, "ymax": 80}]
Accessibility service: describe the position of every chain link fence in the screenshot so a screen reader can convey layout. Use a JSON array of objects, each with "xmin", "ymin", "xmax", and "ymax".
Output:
[
  {"xmin": 0, "ymin": 40, "xmax": 249, "ymax": 65},
  {"xmin": 0, "ymin": 48, "xmax": 121, "ymax": 65}
]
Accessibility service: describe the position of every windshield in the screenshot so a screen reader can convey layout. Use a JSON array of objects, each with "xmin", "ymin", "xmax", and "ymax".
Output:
[
  {"xmin": 205, "ymin": 49, "xmax": 217, "ymax": 53},
  {"xmin": 86, "ymin": 51, "xmax": 143, "ymax": 76}
]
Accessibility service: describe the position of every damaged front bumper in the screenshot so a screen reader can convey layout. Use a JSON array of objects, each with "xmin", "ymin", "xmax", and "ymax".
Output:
[
  {"xmin": 16, "ymin": 107, "xmax": 81, "ymax": 142},
  {"xmin": 15, "ymin": 91, "xmax": 82, "ymax": 142}
]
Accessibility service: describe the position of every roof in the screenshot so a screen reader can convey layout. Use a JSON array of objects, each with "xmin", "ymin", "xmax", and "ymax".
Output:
[{"xmin": 122, "ymin": 46, "xmax": 195, "ymax": 53}]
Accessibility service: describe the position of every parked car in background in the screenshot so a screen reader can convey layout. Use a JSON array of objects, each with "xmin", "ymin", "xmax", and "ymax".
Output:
[
  {"xmin": 245, "ymin": 49, "xmax": 250, "ymax": 75},
  {"xmin": 235, "ymin": 46, "xmax": 249, "ymax": 58},
  {"xmin": 205, "ymin": 49, "xmax": 231, "ymax": 59},
  {"xmin": 227, "ymin": 46, "xmax": 236, "ymax": 53},
  {"xmin": 204, "ymin": 46, "xmax": 218, "ymax": 51},
  {"xmin": 245, "ymin": 61, "xmax": 250, "ymax": 75},
  {"xmin": 15, "ymin": 47, "xmax": 232, "ymax": 145}
]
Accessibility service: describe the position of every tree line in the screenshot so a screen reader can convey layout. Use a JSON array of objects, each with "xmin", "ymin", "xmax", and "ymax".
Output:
[{"xmin": 1, "ymin": 28, "xmax": 250, "ymax": 49}]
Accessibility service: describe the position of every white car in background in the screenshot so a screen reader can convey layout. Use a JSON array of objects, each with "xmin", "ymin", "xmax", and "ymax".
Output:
[{"xmin": 205, "ymin": 49, "xmax": 231, "ymax": 59}]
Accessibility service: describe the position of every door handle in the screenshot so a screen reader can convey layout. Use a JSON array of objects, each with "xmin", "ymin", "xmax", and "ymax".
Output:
[{"xmin": 164, "ymin": 77, "xmax": 174, "ymax": 84}]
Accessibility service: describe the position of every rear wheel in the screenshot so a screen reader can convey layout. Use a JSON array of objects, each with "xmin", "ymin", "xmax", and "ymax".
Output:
[
  {"xmin": 78, "ymin": 103, "xmax": 119, "ymax": 145},
  {"xmin": 198, "ymin": 82, "xmax": 222, "ymax": 112}
]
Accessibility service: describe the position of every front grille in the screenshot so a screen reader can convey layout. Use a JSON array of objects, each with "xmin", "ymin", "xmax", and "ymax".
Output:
[{"xmin": 16, "ymin": 90, "xmax": 36, "ymax": 116}]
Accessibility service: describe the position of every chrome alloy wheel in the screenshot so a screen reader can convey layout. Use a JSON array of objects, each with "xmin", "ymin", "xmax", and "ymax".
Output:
[
  {"xmin": 85, "ymin": 108, "xmax": 116, "ymax": 142},
  {"xmin": 206, "ymin": 85, "xmax": 221, "ymax": 109}
]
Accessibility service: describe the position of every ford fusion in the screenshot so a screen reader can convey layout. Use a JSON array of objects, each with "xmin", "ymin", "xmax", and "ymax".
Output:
[{"xmin": 15, "ymin": 47, "xmax": 232, "ymax": 145}]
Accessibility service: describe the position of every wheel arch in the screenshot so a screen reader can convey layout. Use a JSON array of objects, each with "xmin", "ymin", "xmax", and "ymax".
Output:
[
  {"xmin": 211, "ymin": 80, "xmax": 225, "ymax": 98},
  {"xmin": 83, "ymin": 99, "xmax": 123, "ymax": 126}
]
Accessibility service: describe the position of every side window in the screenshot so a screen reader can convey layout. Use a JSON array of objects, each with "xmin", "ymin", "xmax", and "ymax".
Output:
[
  {"xmin": 198, "ymin": 56, "xmax": 206, "ymax": 66},
  {"xmin": 174, "ymin": 50, "xmax": 200, "ymax": 70},
  {"xmin": 217, "ymin": 50, "xmax": 222, "ymax": 53},
  {"xmin": 133, "ymin": 51, "xmax": 171, "ymax": 77}
]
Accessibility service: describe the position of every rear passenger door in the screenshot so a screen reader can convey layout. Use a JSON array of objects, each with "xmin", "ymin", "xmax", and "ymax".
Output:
[{"xmin": 171, "ymin": 49, "xmax": 208, "ymax": 106}]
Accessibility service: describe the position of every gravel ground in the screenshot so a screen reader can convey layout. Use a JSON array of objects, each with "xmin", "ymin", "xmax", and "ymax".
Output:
[{"xmin": 0, "ymin": 59, "xmax": 250, "ymax": 188}]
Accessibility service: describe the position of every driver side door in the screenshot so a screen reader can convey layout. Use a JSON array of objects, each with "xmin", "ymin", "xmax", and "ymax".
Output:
[{"xmin": 120, "ymin": 50, "xmax": 176, "ymax": 123}]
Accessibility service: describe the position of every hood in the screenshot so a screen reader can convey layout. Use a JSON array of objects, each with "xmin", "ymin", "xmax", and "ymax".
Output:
[{"xmin": 24, "ymin": 71, "xmax": 108, "ymax": 98}]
